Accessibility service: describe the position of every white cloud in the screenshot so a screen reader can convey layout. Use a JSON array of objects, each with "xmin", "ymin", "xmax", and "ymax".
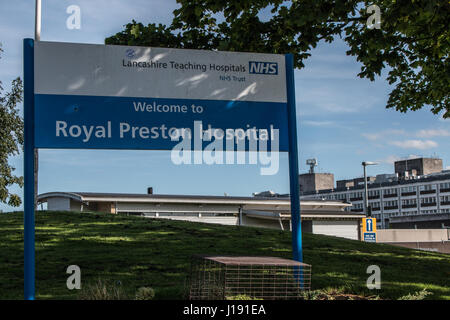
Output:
[
  {"xmin": 389, "ymin": 140, "xmax": 438, "ymax": 150},
  {"xmin": 77, "ymin": 0, "xmax": 178, "ymax": 26},
  {"xmin": 297, "ymin": 86, "xmax": 380, "ymax": 115},
  {"xmin": 296, "ymin": 64, "xmax": 357, "ymax": 81},
  {"xmin": 379, "ymin": 155, "xmax": 401, "ymax": 164},
  {"xmin": 378, "ymin": 154, "xmax": 421, "ymax": 164},
  {"xmin": 361, "ymin": 129, "xmax": 406, "ymax": 141},
  {"xmin": 302, "ymin": 120, "xmax": 336, "ymax": 127},
  {"xmin": 416, "ymin": 129, "xmax": 450, "ymax": 138}
]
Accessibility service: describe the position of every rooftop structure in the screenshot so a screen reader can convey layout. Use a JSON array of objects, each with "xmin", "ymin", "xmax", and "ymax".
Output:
[{"xmin": 394, "ymin": 157, "xmax": 443, "ymax": 179}]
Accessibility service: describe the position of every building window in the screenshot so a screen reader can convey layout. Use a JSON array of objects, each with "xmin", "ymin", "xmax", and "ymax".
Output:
[
  {"xmin": 401, "ymin": 186, "xmax": 417, "ymax": 193},
  {"xmin": 350, "ymin": 192, "xmax": 363, "ymax": 201},
  {"xmin": 402, "ymin": 199, "xmax": 417, "ymax": 206},
  {"xmin": 441, "ymin": 195, "xmax": 450, "ymax": 204},
  {"xmin": 352, "ymin": 203, "xmax": 363, "ymax": 209},
  {"xmin": 384, "ymin": 200, "xmax": 398, "ymax": 209},
  {"xmin": 383, "ymin": 188, "xmax": 397, "ymax": 196},
  {"xmin": 421, "ymin": 209, "xmax": 437, "ymax": 214},
  {"xmin": 421, "ymin": 197, "xmax": 437, "ymax": 206},
  {"xmin": 440, "ymin": 182, "xmax": 450, "ymax": 191},
  {"xmin": 420, "ymin": 184, "xmax": 436, "ymax": 191},
  {"xmin": 368, "ymin": 190, "xmax": 380, "ymax": 197},
  {"xmin": 336, "ymin": 193, "xmax": 347, "ymax": 200}
]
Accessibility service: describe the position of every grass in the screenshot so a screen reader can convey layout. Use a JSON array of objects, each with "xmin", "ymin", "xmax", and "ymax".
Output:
[{"xmin": 0, "ymin": 210, "xmax": 449, "ymax": 300}]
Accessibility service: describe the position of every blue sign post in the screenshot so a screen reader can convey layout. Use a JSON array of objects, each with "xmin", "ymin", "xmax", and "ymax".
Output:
[
  {"xmin": 23, "ymin": 38, "xmax": 35, "ymax": 300},
  {"xmin": 22, "ymin": 39, "xmax": 302, "ymax": 299},
  {"xmin": 285, "ymin": 54, "xmax": 303, "ymax": 263}
]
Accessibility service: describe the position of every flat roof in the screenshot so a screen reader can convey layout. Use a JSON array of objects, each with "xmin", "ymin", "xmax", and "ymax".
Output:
[{"xmin": 37, "ymin": 191, "xmax": 352, "ymax": 208}]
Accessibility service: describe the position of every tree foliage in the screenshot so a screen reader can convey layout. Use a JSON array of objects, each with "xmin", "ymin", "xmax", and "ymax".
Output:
[
  {"xmin": 0, "ymin": 44, "xmax": 24, "ymax": 207},
  {"xmin": 105, "ymin": 0, "xmax": 449, "ymax": 118}
]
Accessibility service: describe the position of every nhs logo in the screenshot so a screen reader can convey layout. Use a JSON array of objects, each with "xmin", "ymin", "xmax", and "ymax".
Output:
[{"xmin": 249, "ymin": 61, "xmax": 278, "ymax": 75}]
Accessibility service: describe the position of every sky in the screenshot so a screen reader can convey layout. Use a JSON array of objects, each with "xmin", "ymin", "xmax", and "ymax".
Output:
[{"xmin": 0, "ymin": 0, "xmax": 449, "ymax": 212}]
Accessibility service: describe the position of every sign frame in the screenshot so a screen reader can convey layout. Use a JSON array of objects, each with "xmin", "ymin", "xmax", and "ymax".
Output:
[
  {"xmin": 362, "ymin": 217, "xmax": 377, "ymax": 242},
  {"xmin": 23, "ymin": 38, "xmax": 302, "ymax": 300}
]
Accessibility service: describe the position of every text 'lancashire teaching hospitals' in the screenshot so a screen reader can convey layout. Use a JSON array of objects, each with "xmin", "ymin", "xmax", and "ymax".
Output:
[
  {"xmin": 123, "ymin": 60, "xmax": 278, "ymax": 75},
  {"xmin": 122, "ymin": 48, "xmax": 278, "ymax": 75},
  {"xmin": 122, "ymin": 59, "xmax": 247, "ymax": 73}
]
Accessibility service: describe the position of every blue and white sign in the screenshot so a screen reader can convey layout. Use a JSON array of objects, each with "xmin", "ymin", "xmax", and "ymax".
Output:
[
  {"xmin": 23, "ymin": 39, "xmax": 302, "ymax": 300},
  {"xmin": 364, "ymin": 233, "xmax": 376, "ymax": 242},
  {"xmin": 34, "ymin": 41, "xmax": 289, "ymax": 151}
]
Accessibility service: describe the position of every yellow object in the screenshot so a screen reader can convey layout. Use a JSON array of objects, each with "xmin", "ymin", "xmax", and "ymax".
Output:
[{"xmin": 362, "ymin": 218, "xmax": 377, "ymax": 242}]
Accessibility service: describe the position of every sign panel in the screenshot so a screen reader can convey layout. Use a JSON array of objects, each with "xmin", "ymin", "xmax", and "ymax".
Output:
[
  {"xmin": 362, "ymin": 217, "xmax": 377, "ymax": 242},
  {"xmin": 24, "ymin": 39, "xmax": 302, "ymax": 300},
  {"xmin": 34, "ymin": 41, "xmax": 289, "ymax": 151}
]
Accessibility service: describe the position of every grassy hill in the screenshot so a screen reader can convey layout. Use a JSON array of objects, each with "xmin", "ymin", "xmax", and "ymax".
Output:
[{"xmin": 0, "ymin": 211, "xmax": 449, "ymax": 300}]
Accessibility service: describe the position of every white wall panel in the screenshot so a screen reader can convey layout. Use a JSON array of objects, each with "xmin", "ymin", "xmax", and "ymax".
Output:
[
  {"xmin": 47, "ymin": 197, "xmax": 70, "ymax": 211},
  {"xmin": 312, "ymin": 220, "xmax": 359, "ymax": 240}
]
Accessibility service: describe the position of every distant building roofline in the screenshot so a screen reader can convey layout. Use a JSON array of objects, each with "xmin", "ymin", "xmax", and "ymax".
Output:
[{"xmin": 301, "ymin": 172, "xmax": 450, "ymax": 196}]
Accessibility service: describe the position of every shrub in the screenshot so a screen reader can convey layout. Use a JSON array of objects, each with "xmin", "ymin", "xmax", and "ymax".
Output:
[
  {"xmin": 226, "ymin": 295, "xmax": 263, "ymax": 300},
  {"xmin": 398, "ymin": 289, "xmax": 432, "ymax": 300},
  {"xmin": 299, "ymin": 288, "xmax": 381, "ymax": 300},
  {"xmin": 135, "ymin": 287, "xmax": 155, "ymax": 300},
  {"xmin": 77, "ymin": 279, "xmax": 128, "ymax": 300}
]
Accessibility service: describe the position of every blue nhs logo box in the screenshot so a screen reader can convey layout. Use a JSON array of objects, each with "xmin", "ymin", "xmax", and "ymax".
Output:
[{"xmin": 249, "ymin": 61, "xmax": 278, "ymax": 75}]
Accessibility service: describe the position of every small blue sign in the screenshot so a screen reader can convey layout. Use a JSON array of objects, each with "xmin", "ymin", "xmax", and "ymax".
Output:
[{"xmin": 364, "ymin": 233, "xmax": 376, "ymax": 242}]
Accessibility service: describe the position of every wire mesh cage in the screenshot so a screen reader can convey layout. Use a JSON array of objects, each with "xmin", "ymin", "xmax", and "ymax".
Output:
[{"xmin": 188, "ymin": 255, "xmax": 311, "ymax": 300}]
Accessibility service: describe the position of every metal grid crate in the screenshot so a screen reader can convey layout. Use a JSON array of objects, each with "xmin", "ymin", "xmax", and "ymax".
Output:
[{"xmin": 188, "ymin": 255, "xmax": 311, "ymax": 300}]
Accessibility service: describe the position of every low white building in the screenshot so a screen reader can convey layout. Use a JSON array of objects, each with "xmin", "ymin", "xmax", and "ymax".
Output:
[{"xmin": 37, "ymin": 191, "xmax": 364, "ymax": 240}]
